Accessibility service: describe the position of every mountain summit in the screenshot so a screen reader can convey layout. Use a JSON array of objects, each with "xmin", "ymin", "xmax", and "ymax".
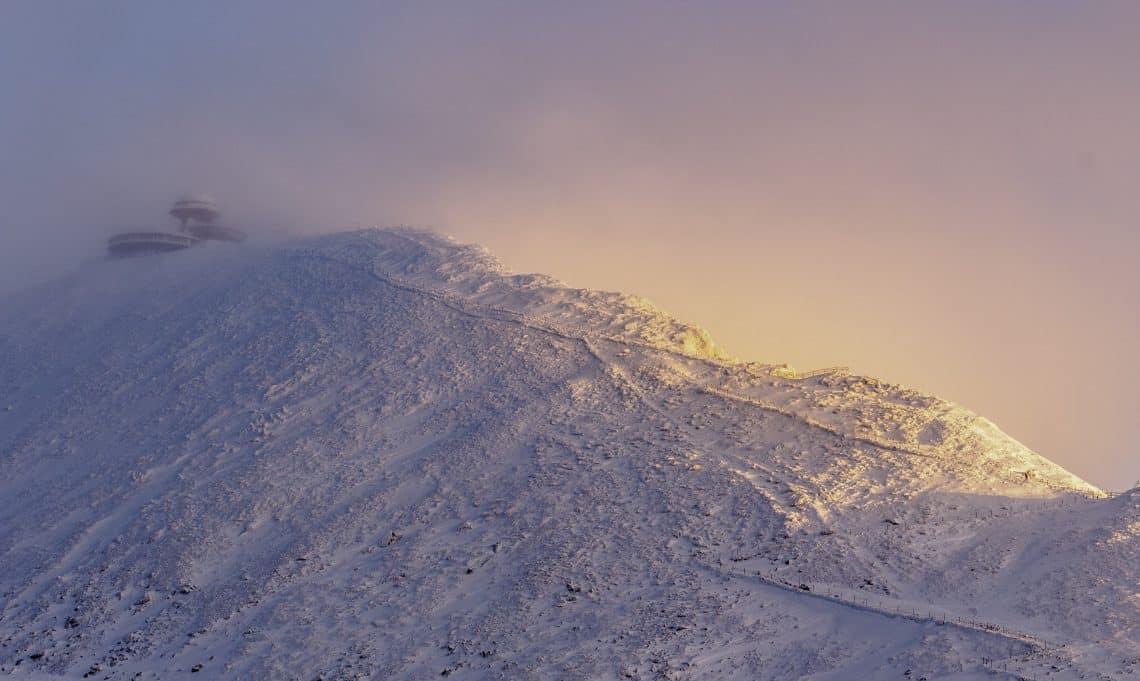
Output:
[{"xmin": 0, "ymin": 229, "xmax": 1134, "ymax": 679}]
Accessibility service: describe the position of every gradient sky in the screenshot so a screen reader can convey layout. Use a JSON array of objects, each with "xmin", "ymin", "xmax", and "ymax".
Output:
[{"xmin": 1, "ymin": 2, "xmax": 1138, "ymax": 490}]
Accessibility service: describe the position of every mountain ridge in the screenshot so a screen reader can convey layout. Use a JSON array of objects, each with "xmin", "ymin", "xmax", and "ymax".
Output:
[
  {"xmin": 0, "ymin": 228, "xmax": 1133, "ymax": 679},
  {"xmin": 304, "ymin": 228, "xmax": 1102, "ymax": 498}
]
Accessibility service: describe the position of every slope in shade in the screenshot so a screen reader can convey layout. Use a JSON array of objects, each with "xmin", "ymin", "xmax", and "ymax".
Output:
[{"xmin": 0, "ymin": 228, "xmax": 1133, "ymax": 680}]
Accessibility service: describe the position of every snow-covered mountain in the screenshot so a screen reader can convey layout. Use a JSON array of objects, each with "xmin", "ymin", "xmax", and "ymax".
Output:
[{"xmin": 0, "ymin": 228, "xmax": 1135, "ymax": 680}]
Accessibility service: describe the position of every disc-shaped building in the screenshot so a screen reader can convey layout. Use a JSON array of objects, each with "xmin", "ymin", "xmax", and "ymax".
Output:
[{"xmin": 107, "ymin": 196, "xmax": 246, "ymax": 258}]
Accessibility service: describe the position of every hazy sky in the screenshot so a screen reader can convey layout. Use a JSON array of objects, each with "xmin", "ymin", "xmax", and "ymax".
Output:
[{"xmin": 1, "ymin": 2, "xmax": 1138, "ymax": 490}]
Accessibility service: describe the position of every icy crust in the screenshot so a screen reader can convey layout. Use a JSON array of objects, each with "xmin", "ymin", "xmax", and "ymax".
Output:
[
  {"xmin": 0, "ymin": 229, "xmax": 1132, "ymax": 680},
  {"xmin": 297, "ymin": 228, "xmax": 727, "ymax": 361}
]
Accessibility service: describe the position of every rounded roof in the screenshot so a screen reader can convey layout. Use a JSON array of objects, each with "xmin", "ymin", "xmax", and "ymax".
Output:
[
  {"xmin": 107, "ymin": 231, "xmax": 198, "ymax": 256},
  {"xmin": 170, "ymin": 195, "xmax": 220, "ymax": 223}
]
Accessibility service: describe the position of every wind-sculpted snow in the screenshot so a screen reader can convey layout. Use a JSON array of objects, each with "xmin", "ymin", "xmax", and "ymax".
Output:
[{"xmin": 0, "ymin": 229, "xmax": 1134, "ymax": 680}]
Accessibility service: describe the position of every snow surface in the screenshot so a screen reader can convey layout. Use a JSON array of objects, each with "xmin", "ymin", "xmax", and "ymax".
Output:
[{"xmin": 0, "ymin": 228, "xmax": 1135, "ymax": 680}]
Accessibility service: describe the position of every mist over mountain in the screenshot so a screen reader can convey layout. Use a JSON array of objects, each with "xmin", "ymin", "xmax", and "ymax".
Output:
[{"xmin": 0, "ymin": 230, "xmax": 1135, "ymax": 679}]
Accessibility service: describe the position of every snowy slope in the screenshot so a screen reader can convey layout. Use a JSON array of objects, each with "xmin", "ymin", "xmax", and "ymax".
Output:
[{"xmin": 0, "ymin": 228, "xmax": 1134, "ymax": 680}]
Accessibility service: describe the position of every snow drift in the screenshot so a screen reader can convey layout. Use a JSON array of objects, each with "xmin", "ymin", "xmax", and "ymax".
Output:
[{"xmin": 0, "ymin": 228, "xmax": 1134, "ymax": 679}]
